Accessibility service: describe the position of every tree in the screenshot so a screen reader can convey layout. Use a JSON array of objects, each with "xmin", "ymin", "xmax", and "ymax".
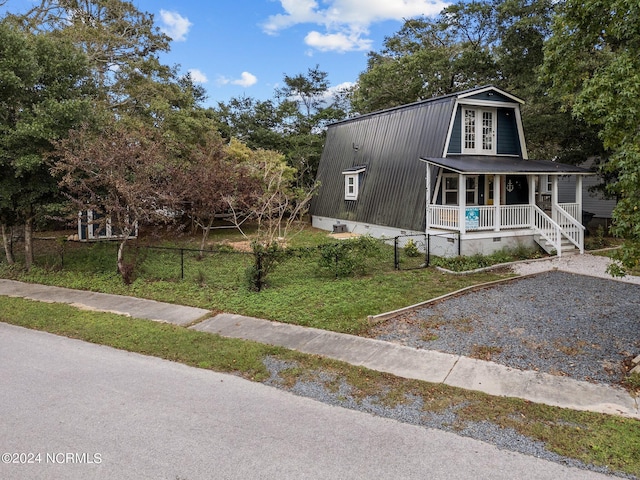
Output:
[
  {"xmin": 275, "ymin": 65, "xmax": 348, "ymax": 188},
  {"xmin": 0, "ymin": 21, "xmax": 92, "ymax": 269},
  {"xmin": 350, "ymin": 2, "xmax": 499, "ymax": 112},
  {"xmin": 215, "ymin": 67, "xmax": 348, "ymax": 189},
  {"xmin": 51, "ymin": 123, "xmax": 171, "ymax": 281},
  {"xmin": 543, "ymin": 0, "xmax": 640, "ymax": 274},
  {"xmin": 8, "ymin": 0, "xmax": 202, "ymax": 133},
  {"xmin": 172, "ymin": 135, "xmax": 260, "ymax": 254}
]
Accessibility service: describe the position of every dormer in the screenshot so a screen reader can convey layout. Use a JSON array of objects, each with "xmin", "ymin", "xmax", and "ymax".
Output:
[{"xmin": 444, "ymin": 86, "xmax": 527, "ymax": 159}]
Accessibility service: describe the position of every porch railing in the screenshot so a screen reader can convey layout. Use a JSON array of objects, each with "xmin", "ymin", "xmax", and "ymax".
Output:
[
  {"xmin": 555, "ymin": 204, "xmax": 585, "ymax": 253},
  {"xmin": 558, "ymin": 202, "xmax": 579, "ymax": 220},
  {"xmin": 428, "ymin": 204, "xmax": 531, "ymax": 231},
  {"xmin": 532, "ymin": 205, "xmax": 562, "ymax": 255},
  {"xmin": 429, "ymin": 206, "xmax": 460, "ymax": 229}
]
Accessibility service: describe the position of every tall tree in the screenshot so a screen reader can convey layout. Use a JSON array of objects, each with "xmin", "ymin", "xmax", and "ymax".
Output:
[
  {"xmin": 349, "ymin": 0, "xmax": 604, "ymax": 165},
  {"xmin": 350, "ymin": 2, "xmax": 499, "ymax": 113},
  {"xmin": 543, "ymin": 0, "xmax": 640, "ymax": 274},
  {"xmin": 0, "ymin": 21, "xmax": 92, "ymax": 269},
  {"xmin": 215, "ymin": 67, "xmax": 348, "ymax": 188}
]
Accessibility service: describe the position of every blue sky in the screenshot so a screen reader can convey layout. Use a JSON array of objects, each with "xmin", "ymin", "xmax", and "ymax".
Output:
[
  {"xmin": 2, "ymin": 0, "xmax": 450, "ymax": 107},
  {"xmin": 140, "ymin": 0, "xmax": 451, "ymax": 107}
]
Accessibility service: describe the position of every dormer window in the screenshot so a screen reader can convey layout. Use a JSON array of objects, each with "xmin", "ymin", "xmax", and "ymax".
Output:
[
  {"xmin": 342, "ymin": 166, "xmax": 366, "ymax": 200},
  {"xmin": 462, "ymin": 107, "xmax": 496, "ymax": 155}
]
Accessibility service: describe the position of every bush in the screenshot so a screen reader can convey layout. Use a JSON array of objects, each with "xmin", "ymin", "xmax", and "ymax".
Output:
[
  {"xmin": 404, "ymin": 239, "xmax": 421, "ymax": 258},
  {"xmin": 317, "ymin": 236, "xmax": 383, "ymax": 278},
  {"xmin": 432, "ymin": 246, "xmax": 543, "ymax": 272},
  {"xmin": 245, "ymin": 242, "xmax": 287, "ymax": 291}
]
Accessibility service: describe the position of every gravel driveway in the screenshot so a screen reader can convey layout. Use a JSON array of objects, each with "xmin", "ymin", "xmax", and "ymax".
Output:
[{"xmin": 369, "ymin": 270, "xmax": 640, "ymax": 386}]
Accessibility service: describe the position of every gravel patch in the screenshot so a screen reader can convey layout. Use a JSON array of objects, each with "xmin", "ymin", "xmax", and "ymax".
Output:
[
  {"xmin": 258, "ymin": 260, "xmax": 640, "ymax": 479},
  {"xmin": 369, "ymin": 270, "xmax": 640, "ymax": 386},
  {"xmin": 261, "ymin": 356, "xmax": 637, "ymax": 479}
]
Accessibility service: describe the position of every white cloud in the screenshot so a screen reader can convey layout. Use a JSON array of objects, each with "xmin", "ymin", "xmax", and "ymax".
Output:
[
  {"xmin": 159, "ymin": 10, "xmax": 192, "ymax": 42},
  {"xmin": 305, "ymin": 30, "xmax": 372, "ymax": 53},
  {"xmin": 188, "ymin": 69, "xmax": 208, "ymax": 84},
  {"xmin": 217, "ymin": 72, "xmax": 258, "ymax": 88},
  {"xmin": 262, "ymin": 0, "xmax": 450, "ymax": 52}
]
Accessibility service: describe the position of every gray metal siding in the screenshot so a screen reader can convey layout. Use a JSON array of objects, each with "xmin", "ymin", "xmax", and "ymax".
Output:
[{"xmin": 311, "ymin": 97, "xmax": 456, "ymax": 231}]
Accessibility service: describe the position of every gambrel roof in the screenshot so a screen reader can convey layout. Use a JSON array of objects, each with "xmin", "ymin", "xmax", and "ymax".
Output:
[
  {"xmin": 312, "ymin": 90, "xmax": 457, "ymax": 231},
  {"xmin": 310, "ymin": 85, "xmax": 590, "ymax": 233}
]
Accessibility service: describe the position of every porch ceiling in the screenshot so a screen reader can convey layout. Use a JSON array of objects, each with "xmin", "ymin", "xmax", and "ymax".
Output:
[{"xmin": 420, "ymin": 156, "xmax": 593, "ymax": 175}]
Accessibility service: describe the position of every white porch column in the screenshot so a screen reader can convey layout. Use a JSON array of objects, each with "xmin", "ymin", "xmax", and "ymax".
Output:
[
  {"xmin": 528, "ymin": 175, "xmax": 537, "ymax": 227},
  {"xmin": 458, "ymin": 173, "xmax": 466, "ymax": 235},
  {"xmin": 494, "ymin": 175, "xmax": 501, "ymax": 232},
  {"xmin": 528, "ymin": 175, "xmax": 536, "ymax": 204},
  {"xmin": 551, "ymin": 175, "xmax": 559, "ymax": 222},
  {"xmin": 425, "ymin": 164, "xmax": 431, "ymax": 234},
  {"xmin": 576, "ymin": 175, "xmax": 583, "ymax": 214}
]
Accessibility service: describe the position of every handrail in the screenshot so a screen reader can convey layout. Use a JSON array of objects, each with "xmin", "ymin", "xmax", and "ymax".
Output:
[
  {"xmin": 532, "ymin": 205, "xmax": 562, "ymax": 256},
  {"xmin": 555, "ymin": 204, "xmax": 585, "ymax": 254}
]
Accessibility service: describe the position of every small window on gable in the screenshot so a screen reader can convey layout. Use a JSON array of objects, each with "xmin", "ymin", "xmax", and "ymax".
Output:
[{"xmin": 342, "ymin": 166, "xmax": 366, "ymax": 200}]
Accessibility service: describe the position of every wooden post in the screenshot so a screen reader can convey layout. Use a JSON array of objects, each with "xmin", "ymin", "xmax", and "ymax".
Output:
[
  {"xmin": 458, "ymin": 173, "xmax": 466, "ymax": 235},
  {"xmin": 551, "ymin": 175, "xmax": 559, "ymax": 222},
  {"xmin": 494, "ymin": 175, "xmax": 501, "ymax": 232},
  {"xmin": 576, "ymin": 175, "xmax": 583, "ymax": 216}
]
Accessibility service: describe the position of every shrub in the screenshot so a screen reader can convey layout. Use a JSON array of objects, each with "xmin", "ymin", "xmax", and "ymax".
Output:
[
  {"xmin": 404, "ymin": 239, "xmax": 421, "ymax": 258},
  {"xmin": 317, "ymin": 236, "xmax": 383, "ymax": 278}
]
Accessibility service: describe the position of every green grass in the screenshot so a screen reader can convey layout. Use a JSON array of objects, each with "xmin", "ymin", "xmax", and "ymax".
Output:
[
  {"xmin": 2, "ymin": 228, "xmax": 511, "ymax": 334},
  {"xmin": 2, "ymin": 297, "xmax": 638, "ymax": 478}
]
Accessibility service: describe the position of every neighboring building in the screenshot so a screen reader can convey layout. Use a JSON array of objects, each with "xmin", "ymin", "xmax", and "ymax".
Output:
[
  {"xmin": 557, "ymin": 159, "xmax": 617, "ymax": 229},
  {"xmin": 77, "ymin": 210, "xmax": 138, "ymax": 241},
  {"xmin": 310, "ymin": 86, "xmax": 592, "ymax": 257}
]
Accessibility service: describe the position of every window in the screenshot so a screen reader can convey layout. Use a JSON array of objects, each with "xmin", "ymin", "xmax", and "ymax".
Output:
[
  {"xmin": 462, "ymin": 107, "xmax": 496, "ymax": 155},
  {"xmin": 443, "ymin": 174, "xmax": 479, "ymax": 205},
  {"xmin": 345, "ymin": 175, "xmax": 358, "ymax": 199},
  {"xmin": 444, "ymin": 175, "xmax": 458, "ymax": 205},
  {"xmin": 342, "ymin": 167, "xmax": 366, "ymax": 200}
]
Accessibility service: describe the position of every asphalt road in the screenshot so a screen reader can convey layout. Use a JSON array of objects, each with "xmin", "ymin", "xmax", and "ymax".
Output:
[{"xmin": 0, "ymin": 323, "xmax": 615, "ymax": 480}]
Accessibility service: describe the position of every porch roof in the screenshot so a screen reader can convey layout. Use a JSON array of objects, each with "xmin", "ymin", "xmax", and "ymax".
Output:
[{"xmin": 420, "ymin": 156, "xmax": 593, "ymax": 175}]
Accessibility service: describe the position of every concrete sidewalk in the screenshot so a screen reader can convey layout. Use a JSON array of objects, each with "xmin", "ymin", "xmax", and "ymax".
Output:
[
  {"xmin": 192, "ymin": 313, "xmax": 639, "ymax": 419},
  {"xmin": 1, "ymin": 277, "xmax": 638, "ymax": 419},
  {"xmin": 0, "ymin": 279, "xmax": 209, "ymax": 326}
]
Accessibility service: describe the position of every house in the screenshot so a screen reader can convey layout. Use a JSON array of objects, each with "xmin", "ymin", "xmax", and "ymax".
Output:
[
  {"xmin": 310, "ymin": 86, "xmax": 592, "ymax": 257},
  {"xmin": 77, "ymin": 210, "xmax": 138, "ymax": 242},
  {"xmin": 557, "ymin": 159, "xmax": 617, "ymax": 230}
]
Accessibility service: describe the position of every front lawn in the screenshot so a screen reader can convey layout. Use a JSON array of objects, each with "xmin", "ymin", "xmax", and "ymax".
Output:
[{"xmin": 0, "ymin": 226, "xmax": 510, "ymax": 334}]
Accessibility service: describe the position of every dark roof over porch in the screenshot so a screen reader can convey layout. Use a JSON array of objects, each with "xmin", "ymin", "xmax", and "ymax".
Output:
[{"xmin": 421, "ymin": 156, "xmax": 593, "ymax": 175}]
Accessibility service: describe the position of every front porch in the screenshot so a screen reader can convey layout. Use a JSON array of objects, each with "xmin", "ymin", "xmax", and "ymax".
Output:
[{"xmin": 422, "ymin": 157, "xmax": 594, "ymax": 257}]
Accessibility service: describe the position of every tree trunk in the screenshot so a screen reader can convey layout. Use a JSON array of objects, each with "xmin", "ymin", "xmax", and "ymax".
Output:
[
  {"xmin": 117, "ymin": 237, "xmax": 127, "ymax": 275},
  {"xmin": 116, "ymin": 233, "xmax": 133, "ymax": 284},
  {"xmin": 199, "ymin": 219, "xmax": 214, "ymax": 257},
  {"xmin": 24, "ymin": 216, "xmax": 34, "ymax": 271},
  {"xmin": 1, "ymin": 223, "xmax": 15, "ymax": 265}
]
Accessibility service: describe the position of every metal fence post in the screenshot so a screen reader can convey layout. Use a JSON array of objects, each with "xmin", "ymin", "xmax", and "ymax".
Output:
[
  {"xmin": 180, "ymin": 248, "xmax": 184, "ymax": 280},
  {"xmin": 394, "ymin": 236, "xmax": 399, "ymax": 270}
]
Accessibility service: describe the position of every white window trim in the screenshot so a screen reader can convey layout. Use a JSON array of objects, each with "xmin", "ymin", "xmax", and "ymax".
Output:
[
  {"xmin": 461, "ymin": 106, "xmax": 497, "ymax": 155},
  {"xmin": 342, "ymin": 167, "xmax": 366, "ymax": 200},
  {"xmin": 344, "ymin": 174, "xmax": 358, "ymax": 199}
]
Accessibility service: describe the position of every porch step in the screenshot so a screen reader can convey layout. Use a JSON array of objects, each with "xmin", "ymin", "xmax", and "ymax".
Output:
[{"xmin": 534, "ymin": 234, "xmax": 577, "ymax": 256}]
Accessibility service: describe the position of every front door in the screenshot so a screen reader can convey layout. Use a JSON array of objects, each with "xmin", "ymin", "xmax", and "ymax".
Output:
[{"xmin": 505, "ymin": 175, "xmax": 528, "ymax": 205}]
